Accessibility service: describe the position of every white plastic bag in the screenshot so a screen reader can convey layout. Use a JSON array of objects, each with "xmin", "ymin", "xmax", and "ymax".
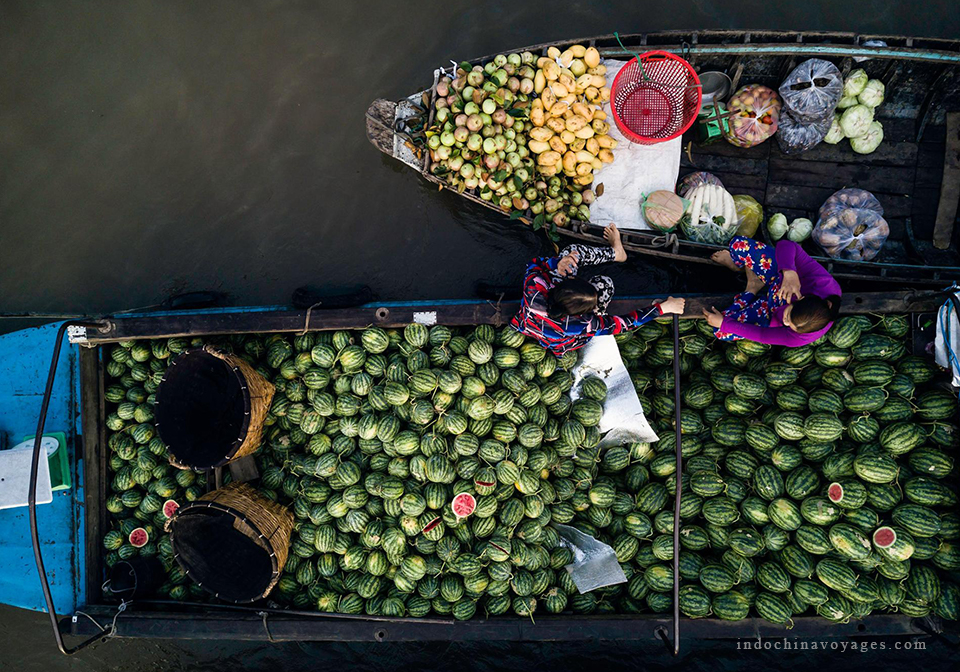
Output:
[
  {"xmin": 779, "ymin": 58, "xmax": 843, "ymax": 122},
  {"xmin": 569, "ymin": 335, "xmax": 659, "ymax": 447}
]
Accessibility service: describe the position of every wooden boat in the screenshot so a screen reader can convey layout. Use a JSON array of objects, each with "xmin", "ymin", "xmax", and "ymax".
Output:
[
  {"xmin": 367, "ymin": 31, "xmax": 960, "ymax": 286},
  {"xmin": 0, "ymin": 289, "xmax": 956, "ymax": 652}
]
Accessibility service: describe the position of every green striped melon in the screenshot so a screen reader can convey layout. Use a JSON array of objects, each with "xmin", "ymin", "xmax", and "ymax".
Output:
[
  {"xmin": 774, "ymin": 412, "xmax": 806, "ymax": 442},
  {"xmin": 820, "ymin": 368, "xmax": 856, "ymax": 393},
  {"xmin": 852, "ymin": 360, "xmax": 895, "ymax": 385},
  {"xmin": 908, "ymin": 448, "xmax": 954, "ymax": 479},
  {"xmin": 843, "ymin": 386, "xmax": 886, "ymax": 413},
  {"xmin": 916, "ymin": 390, "xmax": 955, "ymax": 421},
  {"xmin": 853, "ymin": 454, "xmax": 899, "ymax": 484},
  {"xmin": 814, "ymin": 346, "xmax": 852, "ymax": 368},
  {"xmin": 827, "ymin": 317, "xmax": 863, "ymax": 348},
  {"xmin": 816, "ymin": 557, "xmax": 857, "ymax": 591},
  {"xmin": 892, "ymin": 504, "xmax": 941, "ymax": 538},
  {"xmin": 803, "ymin": 413, "xmax": 843, "ymax": 442}
]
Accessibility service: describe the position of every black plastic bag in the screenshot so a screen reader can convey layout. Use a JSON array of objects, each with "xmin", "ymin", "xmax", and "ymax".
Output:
[{"xmin": 776, "ymin": 108, "xmax": 833, "ymax": 154}]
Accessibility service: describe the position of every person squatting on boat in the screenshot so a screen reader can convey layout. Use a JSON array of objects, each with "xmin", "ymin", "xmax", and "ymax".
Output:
[
  {"xmin": 703, "ymin": 236, "xmax": 842, "ymax": 346},
  {"xmin": 511, "ymin": 223, "xmax": 685, "ymax": 356}
]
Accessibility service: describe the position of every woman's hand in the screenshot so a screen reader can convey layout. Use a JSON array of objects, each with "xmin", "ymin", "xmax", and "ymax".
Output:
[
  {"xmin": 557, "ymin": 250, "xmax": 579, "ymax": 277},
  {"xmin": 604, "ymin": 223, "xmax": 627, "ymax": 262},
  {"xmin": 657, "ymin": 296, "xmax": 686, "ymax": 315},
  {"xmin": 702, "ymin": 306, "xmax": 725, "ymax": 328},
  {"xmin": 777, "ymin": 270, "xmax": 803, "ymax": 303}
]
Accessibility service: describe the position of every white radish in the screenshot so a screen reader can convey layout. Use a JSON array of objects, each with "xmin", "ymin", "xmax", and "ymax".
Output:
[{"xmin": 689, "ymin": 186, "xmax": 705, "ymax": 227}]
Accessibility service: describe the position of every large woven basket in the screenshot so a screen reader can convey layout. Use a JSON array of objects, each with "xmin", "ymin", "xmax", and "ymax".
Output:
[
  {"xmin": 166, "ymin": 482, "xmax": 294, "ymax": 603},
  {"xmin": 154, "ymin": 346, "xmax": 275, "ymax": 470}
]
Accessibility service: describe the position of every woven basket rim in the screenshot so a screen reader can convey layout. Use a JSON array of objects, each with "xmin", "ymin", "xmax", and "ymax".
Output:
[
  {"xmin": 168, "ymin": 496, "xmax": 285, "ymax": 603},
  {"xmin": 154, "ymin": 346, "xmax": 253, "ymax": 470}
]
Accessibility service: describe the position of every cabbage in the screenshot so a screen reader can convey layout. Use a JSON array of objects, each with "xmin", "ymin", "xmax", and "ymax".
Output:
[
  {"xmin": 823, "ymin": 114, "xmax": 844, "ymax": 144},
  {"xmin": 768, "ymin": 213, "xmax": 789, "ymax": 241},
  {"xmin": 858, "ymin": 79, "xmax": 885, "ymax": 108},
  {"xmin": 843, "ymin": 69, "xmax": 869, "ymax": 98},
  {"xmin": 850, "ymin": 120, "xmax": 884, "ymax": 154},
  {"xmin": 840, "ymin": 104, "xmax": 874, "ymax": 138},
  {"xmin": 787, "ymin": 218, "xmax": 814, "ymax": 242},
  {"xmin": 836, "ymin": 95, "xmax": 859, "ymax": 110}
]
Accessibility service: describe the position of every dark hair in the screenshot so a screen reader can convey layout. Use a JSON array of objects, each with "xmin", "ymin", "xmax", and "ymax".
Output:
[
  {"xmin": 790, "ymin": 294, "xmax": 841, "ymax": 333},
  {"xmin": 546, "ymin": 278, "xmax": 598, "ymax": 319}
]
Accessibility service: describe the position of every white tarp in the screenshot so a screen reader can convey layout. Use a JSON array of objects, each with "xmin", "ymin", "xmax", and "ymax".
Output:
[
  {"xmin": 935, "ymin": 294, "xmax": 960, "ymax": 389},
  {"xmin": 588, "ymin": 59, "xmax": 683, "ymax": 232},
  {"xmin": 569, "ymin": 334, "xmax": 659, "ymax": 446}
]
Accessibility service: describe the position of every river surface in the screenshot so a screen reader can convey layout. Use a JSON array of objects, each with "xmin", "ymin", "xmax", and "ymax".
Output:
[{"xmin": 2, "ymin": 0, "xmax": 959, "ymax": 669}]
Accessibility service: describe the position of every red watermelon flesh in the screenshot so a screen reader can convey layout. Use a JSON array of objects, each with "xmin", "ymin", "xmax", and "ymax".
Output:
[
  {"xmin": 451, "ymin": 492, "xmax": 477, "ymax": 518},
  {"xmin": 827, "ymin": 482, "xmax": 844, "ymax": 503},
  {"xmin": 873, "ymin": 526, "xmax": 897, "ymax": 549},
  {"xmin": 162, "ymin": 499, "xmax": 180, "ymax": 518},
  {"xmin": 129, "ymin": 527, "xmax": 149, "ymax": 548},
  {"xmin": 422, "ymin": 517, "xmax": 442, "ymax": 533}
]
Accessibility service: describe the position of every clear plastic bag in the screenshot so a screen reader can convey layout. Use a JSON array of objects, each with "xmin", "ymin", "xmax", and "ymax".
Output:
[
  {"xmin": 641, "ymin": 190, "xmax": 686, "ymax": 233},
  {"xmin": 723, "ymin": 85, "xmax": 782, "ymax": 148},
  {"xmin": 813, "ymin": 188, "xmax": 890, "ymax": 261},
  {"xmin": 779, "ymin": 58, "xmax": 843, "ymax": 122},
  {"xmin": 776, "ymin": 108, "xmax": 833, "ymax": 154},
  {"xmin": 677, "ymin": 171, "xmax": 723, "ymax": 199},
  {"xmin": 680, "ymin": 184, "xmax": 739, "ymax": 245}
]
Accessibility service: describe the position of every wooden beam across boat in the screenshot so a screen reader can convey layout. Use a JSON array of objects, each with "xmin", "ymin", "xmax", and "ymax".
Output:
[{"xmin": 76, "ymin": 291, "xmax": 948, "ymax": 344}]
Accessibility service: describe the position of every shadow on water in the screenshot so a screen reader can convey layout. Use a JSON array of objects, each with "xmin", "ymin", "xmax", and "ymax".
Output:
[{"xmin": 3, "ymin": 0, "xmax": 960, "ymax": 669}]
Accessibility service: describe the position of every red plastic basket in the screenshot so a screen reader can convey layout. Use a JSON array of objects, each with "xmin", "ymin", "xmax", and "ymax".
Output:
[{"xmin": 611, "ymin": 50, "xmax": 702, "ymax": 144}]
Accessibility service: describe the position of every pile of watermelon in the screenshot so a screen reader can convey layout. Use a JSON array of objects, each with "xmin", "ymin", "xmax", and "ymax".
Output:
[{"xmin": 99, "ymin": 315, "xmax": 960, "ymax": 625}]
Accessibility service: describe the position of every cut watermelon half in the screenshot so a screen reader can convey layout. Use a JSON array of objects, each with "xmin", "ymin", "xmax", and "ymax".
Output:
[
  {"xmin": 162, "ymin": 499, "xmax": 180, "ymax": 519},
  {"xmin": 451, "ymin": 492, "xmax": 477, "ymax": 518},
  {"xmin": 827, "ymin": 482, "xmax": 844, "ymax": 504},
  {"xmin": 128, "ymin": 527, "xmax": 149, "ymax": 548},
  {"xmin": 873, "ymin": 526, "xmax": 897, "ymax": 549}
]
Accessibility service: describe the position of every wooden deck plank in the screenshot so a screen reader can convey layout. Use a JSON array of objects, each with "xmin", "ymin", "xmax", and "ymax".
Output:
[
  {"xmin": 768, "ymin": 140, "xmax": 918, "ymax": 167},
  {"xmin": 765, "ymin": 183, "xmax": 913, "ymax": 218},
  {"xmin": 768, "ymin": 159, "xmax": 915, "ymax": 195}
]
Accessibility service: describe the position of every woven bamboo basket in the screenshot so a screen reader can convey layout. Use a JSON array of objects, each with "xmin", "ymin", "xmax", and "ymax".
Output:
[
  {"xmin": 154, "ymin": 345, "xmax": 275, "ymax": 470},
  {"xmin": 166, "ymin": 482, "xmax": 294, "ymax": 603}
]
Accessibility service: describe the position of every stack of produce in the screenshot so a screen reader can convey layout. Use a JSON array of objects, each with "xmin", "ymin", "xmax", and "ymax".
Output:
[
  {"xmin": 426, "ymin": 45, "xmax": 616, "ymax": 232},
  {"xmin": 723, "ymin": 84, "xmax": 782, "ymax": 148},
  {"xmin": 767, "ymin": 213, "xmax": 814, "ymax": 244},
  {"xmin": 679, "ymin": 183, "xmax": 740, "ymax": 245},
  {"xmin": 776, "ymin": 59, "xmax": 844, "ymax": 154},
  {"xmin": 812, "ymin": 188, "xmax": 890, "ymax": 261},
  {"xmin": 100, "ymin": 316, "xmax": 959, "ymax": 625},
  {"xmin": 824, "ymin": 69, "xmax": 886, "ymax": 154}
]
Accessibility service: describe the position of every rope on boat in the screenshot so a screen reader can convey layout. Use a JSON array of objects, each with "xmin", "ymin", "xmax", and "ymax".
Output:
[
  {"xmin": 650, "ymin": 232, "xmax": 681, "ymax": 255},
  {"xmin": 485, "ymin": 294, "xmax": 505, "ymax": 327},
  {"xmin": 300, "ymin": 302, "xmax": 323, "ymax": 335},
  {"xmin": 259, "ymin": 611, "xmax": 276, "ymax": 642}
]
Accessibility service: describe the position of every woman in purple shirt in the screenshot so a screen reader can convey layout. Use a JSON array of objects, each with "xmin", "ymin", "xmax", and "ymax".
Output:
[{"xmin": 702, "ymin": 236, "xmax": 842, "ymax": 347}]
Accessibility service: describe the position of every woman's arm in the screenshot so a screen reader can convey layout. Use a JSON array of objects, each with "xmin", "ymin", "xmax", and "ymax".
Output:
[
  {"xmin": 592, "ymin": 303, "xmax": 663, "ymax": 336},
  {"xmin": 559, "ymin": 244, "xmax": 616, "ymax": 269},
  {"xmin": 774, "ymin": 240, "xmax": 802, "ymax": 272},
  {"xmin": 719, "ymin": 317, "xmax": 806, "ymax": 347}
]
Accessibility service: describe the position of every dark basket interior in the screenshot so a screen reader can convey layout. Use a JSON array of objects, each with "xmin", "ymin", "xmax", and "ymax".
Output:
[
  {"xmin": 155, "ymin": 350, "xmax": 247, "ymax": 469},
  {"xmin": 172, "ymin": 508, "xmax": 275, "ymax": 603}
]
